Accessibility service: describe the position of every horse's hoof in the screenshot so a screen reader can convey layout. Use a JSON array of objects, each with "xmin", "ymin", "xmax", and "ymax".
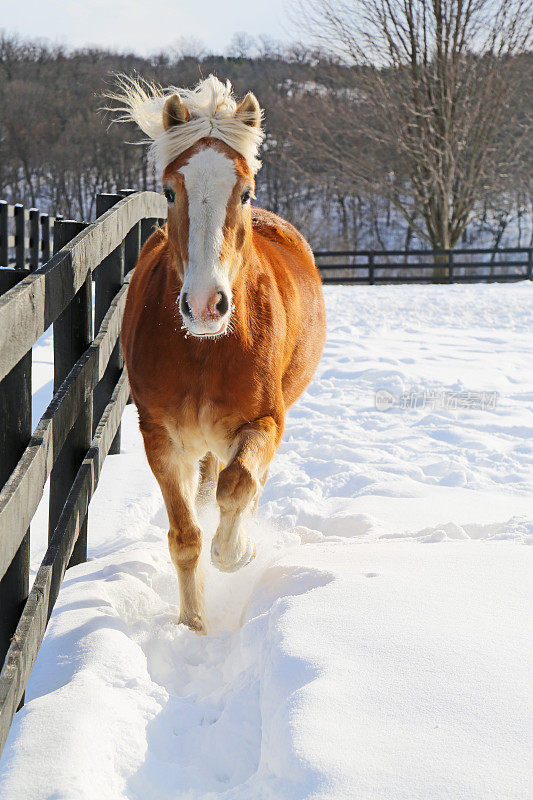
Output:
[
  {"xmin": 178, "ymin": 613, "xmax": 207, "ymax": 635},
  {"xmin": 211, "ymin": 537, "xmax": 256, "ymax": 573}
]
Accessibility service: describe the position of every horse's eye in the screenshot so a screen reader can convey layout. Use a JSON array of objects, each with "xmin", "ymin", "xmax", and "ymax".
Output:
[
  {"xmin": 164, "ymin": 187, "xmax": 175, "ymax": 204},
  {"xmin": 241, "ymin": 189, "xmax": 251, "ymax": 205}
]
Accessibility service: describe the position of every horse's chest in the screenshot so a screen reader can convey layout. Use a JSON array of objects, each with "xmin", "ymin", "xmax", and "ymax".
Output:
[
  {"xmin": 131, "ymin": 308, "xmax": 268, "ymax": 457},
  {"xmin": 169, "ymin": 398, "xmax": 238, "ymax": 463}
]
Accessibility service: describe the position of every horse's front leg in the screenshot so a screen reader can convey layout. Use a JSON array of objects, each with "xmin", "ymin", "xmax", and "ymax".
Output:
[
  {"xmin": 141, "ymin": 422, "xmax": 207, "ymax": 633},
  {"xmin": 212, "ymin": 416, "xmax": 281, "ymax": 572}
]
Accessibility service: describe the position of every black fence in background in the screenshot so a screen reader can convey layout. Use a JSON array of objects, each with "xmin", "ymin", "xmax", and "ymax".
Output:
[
  {"xmin": 2, "ymin": 200, "xmax": 531, "ymax": 285},
  {"xmin": 314, "ymin": 247, "xmax": 533, "ymax": 283}
]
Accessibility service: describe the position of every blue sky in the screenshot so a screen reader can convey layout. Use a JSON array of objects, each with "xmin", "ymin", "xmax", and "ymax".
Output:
[{"xmin": 3, "ymin": 0, "xmax": 295, "ymax": 55}]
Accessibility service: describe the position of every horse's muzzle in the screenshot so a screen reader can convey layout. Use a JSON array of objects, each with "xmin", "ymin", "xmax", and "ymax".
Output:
[{"xmin": 179, "ymin": 287, "xmax": 231, "ymax": 337}]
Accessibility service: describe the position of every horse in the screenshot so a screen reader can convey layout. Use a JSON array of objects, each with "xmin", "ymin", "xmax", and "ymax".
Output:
[{"xmin": 114, "ymin": 75, "xmax": 326, "ymax": 633}]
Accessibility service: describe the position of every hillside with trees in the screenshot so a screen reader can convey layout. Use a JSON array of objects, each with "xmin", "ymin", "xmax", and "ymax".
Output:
[{"xmin": 0, "ymin": 24, "xmax": 531, "ymax": 250}]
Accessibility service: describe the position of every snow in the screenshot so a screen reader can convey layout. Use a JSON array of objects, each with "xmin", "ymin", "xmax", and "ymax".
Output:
[{"xmin": 1, "ymin": 282, "xmax": 532, "ymax": 799}]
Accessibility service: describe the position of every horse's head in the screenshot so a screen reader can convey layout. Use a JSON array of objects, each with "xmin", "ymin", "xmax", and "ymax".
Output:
[
  {"xmin": 161, "ymin": 92, "xmax": 261, "ymax": 338},
  {"xmin": 111, "ymin": 75, "xmax": 264, "ymax": 338}
]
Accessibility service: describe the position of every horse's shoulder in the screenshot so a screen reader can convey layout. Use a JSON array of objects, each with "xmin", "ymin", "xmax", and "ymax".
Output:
[{"xmin": 251, "ymin": 208, "xmax": 314, "ymax": 262}]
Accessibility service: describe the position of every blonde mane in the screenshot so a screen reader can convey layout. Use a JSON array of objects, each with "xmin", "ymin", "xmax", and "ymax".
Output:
[{"xmin": 107, "ymin": 74, "xmax": 264, "ymax": 174}]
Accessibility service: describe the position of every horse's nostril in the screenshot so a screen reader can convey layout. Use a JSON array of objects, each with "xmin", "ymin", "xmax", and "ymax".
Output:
[
  {"xmin": 216, "ymin": 292, "xmax": 229, "ymax": 317},
  {"xmin": 181, "ymin": 292, "xmax": 192, "ymax": 318}
]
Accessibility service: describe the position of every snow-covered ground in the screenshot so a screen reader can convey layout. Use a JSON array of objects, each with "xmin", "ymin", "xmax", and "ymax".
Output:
[{"xmin": 1, "ymin": 283, "xmax": 532, "ymax": 799}]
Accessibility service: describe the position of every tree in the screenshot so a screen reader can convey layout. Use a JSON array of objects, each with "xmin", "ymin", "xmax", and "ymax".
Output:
[
  {"xmin": 227, "ymin": 32, "xmax": 257, "ymax": 59},
  {"xmin": 296, "ymin": 0, "xmax": 533, "ymax": 262}
]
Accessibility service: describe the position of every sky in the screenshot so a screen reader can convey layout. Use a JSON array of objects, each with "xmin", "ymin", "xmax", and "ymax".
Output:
[{"xmin": 2, "ymin": 0, "xmax": 296, "ymax": 55}]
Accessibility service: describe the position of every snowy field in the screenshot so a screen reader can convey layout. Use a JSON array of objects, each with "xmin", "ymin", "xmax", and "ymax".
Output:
[{"xmin": 0, "ymin": 283, "xmax": 532, "ymax": 799}]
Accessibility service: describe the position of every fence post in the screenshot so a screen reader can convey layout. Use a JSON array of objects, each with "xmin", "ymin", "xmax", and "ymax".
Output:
[
  {"xmin": 141, "ymin": 217, "xmax": 155, "ymax": 246},
  {"xmin": 528, "ymin": 249, "xmax": 533, "ymax": 281},
  {"xmin": 14, "ymin": 204, "xmax": 25, "ymax": 269},
  {"xmin": 120, "ymin": 190, "xmax": 141, "ymax": 406},
  {"xmin": 48, "ymin": 220, "xmax": 92, "ymax": 572},
  {"xmin": 94, "ymin": 193, "xmax": 125, "ymax": 453},
  {"xmin": 29, "ymin": 209, "xmax": 40, "ymax": 270},
  {"xmin": 448, "ymin": 250, "xmax": 454, "ymax": 283},
  {"xmin": 0, "ymin": 271, "xmax": 31, "ymax": 708},
  {"xmin": 141, "ymin": 215, "xmax": 165, "ymax": 247},
  {"xmin": 0, "ymin": 202, "xmax": 8, "ymax": 268},
  {"xmin": 41, "ymin": 214, "xmax": 51, "ymax": 264},
  {"xmin": 368, "ymin": 251, "xmax": 375, "ymax": 285},
  {"xmin": 119, "ymin": 190, "xmax": 142, "ymax": 271}
]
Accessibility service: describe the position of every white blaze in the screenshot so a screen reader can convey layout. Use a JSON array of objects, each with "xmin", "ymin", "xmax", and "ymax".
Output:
[{"xmin": 179, "ymin": 148, "xmax": 236, "ymax": 304}]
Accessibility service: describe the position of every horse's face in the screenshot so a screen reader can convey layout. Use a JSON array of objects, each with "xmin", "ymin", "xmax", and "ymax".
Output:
[{"xmin": 163, "ymin": 141, "xmax": 255, "ymax": 338}]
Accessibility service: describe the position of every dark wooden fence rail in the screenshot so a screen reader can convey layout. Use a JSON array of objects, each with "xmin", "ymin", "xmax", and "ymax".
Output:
[
  {"xmin": 314, "ymin": 246, "xmax": 533, "ymax": 283},
  {"xmin": 0, "ymin": 190, "xmax": 166, "ymax": 756}
]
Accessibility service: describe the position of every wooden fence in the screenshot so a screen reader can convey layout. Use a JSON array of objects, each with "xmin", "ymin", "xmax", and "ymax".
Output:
[
  {"xmin": 0, "ymin": 201, "xmax": 64, "ymax": 270},
  {"xmin": 314, "ymin": 247, "xmax": 533, "ymax": 283},
  {"xmin": 0, "ymin": 190, "xmax": 166, "ymax": 756},
  {"xmin": 2, "ymin": 199, "xmax": 531, "ymax": 284}
]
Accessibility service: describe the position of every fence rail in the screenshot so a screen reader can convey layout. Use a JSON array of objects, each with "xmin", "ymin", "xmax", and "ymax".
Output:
[
  {"xmin": 314, "ymin": 246, "xmax": 533, "ymax": 283},
  {"xmin": 0, "ymin": 191, "xmax": 166, "ymax": 756}
]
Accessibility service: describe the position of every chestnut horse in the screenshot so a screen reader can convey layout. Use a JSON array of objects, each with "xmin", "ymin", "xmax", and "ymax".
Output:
[{"xmin": 116, "ymin": 76, "xmax": 326, "ymax": 633}]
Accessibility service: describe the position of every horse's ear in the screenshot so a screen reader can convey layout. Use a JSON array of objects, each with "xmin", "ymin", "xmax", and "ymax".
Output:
[
  {"xmin": 235, "ymin": 93, "xmax": 262, "ymax": 128},
  {"xmin": 162, "ymin": 94, "xmax": 190, "ymax": 130}
]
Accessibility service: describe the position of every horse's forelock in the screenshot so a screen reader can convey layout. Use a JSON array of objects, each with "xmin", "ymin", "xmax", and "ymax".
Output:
[{"xmin": 108, "ymin": 74, "xmax": 264, "ymax": 176}]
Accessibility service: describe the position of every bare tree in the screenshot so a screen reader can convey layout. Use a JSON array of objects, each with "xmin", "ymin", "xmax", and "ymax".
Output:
[
  {"xmin": 171, "ymin": 36, "xmax": 207, "ymax": 61},
  {"xmin": 296, "ymin": 0, "xmax": 533, "ymax": 263},
  {"xmin": 227, "ymin": 32, "xmax": 257, "ymax": 59}
]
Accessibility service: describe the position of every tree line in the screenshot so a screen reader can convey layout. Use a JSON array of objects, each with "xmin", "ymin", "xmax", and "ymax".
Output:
[{"xmin": 0, "ymin": 10, "xmax": 531, "ymax": 251}]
